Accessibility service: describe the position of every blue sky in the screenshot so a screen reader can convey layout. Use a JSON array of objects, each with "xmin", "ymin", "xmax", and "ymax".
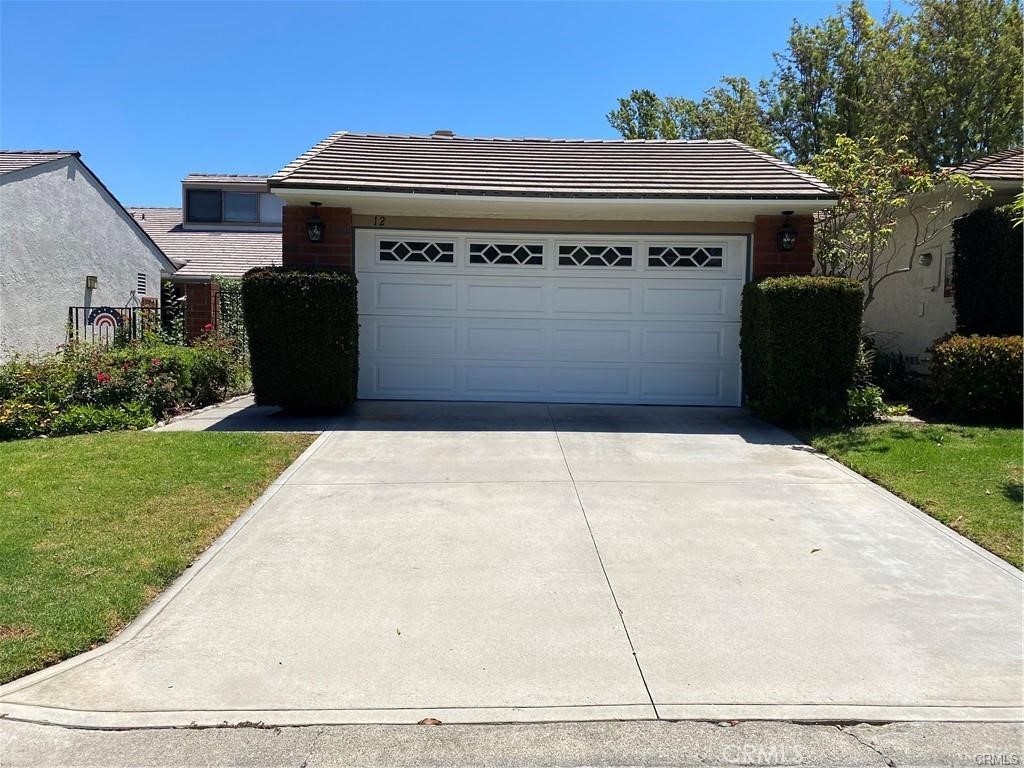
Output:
[{"xmin": 2, "ymin": 1, "xmax": 905, "ymax": 206}]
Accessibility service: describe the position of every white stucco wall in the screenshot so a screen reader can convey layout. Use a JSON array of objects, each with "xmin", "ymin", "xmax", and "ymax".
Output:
[
  {"xmin": 860, "ymin": 199, "xmax": 973, "ymax": 365},
  {"xmin": 0, "ymin": 157, "xmax": 170, "ymax": 358},
  {"xmin": 853, "ymin": 187, "xmax": 1014, "ymax": 367}
]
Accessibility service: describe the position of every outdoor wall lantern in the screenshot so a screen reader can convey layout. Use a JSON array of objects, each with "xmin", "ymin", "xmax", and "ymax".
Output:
[
  {"xmin": 85, "ymin": 275, "xmax": 98, "ymax": 290},
  {"xmin": 776, "ymin": 211, "xmax": 797, "ymax": 252},
  {"xmin": 306, "ymin": 202, "xmax": 326, "ymax": 243}
]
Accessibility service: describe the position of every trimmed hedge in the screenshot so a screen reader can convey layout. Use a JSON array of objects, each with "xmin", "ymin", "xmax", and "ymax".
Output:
[
  {"xmin": 930, "ymin": 335, "xmax": 1023, "ymax": 424},
  {"xmin": 952, "ymin": 207, "xmax": 1022, "ymax": 336},
  {"xmin": 741, "ymin": 276, "xmax": 864, "ymax": 426},
  {"xmin": 242, "ymin": 267, "xmax": 358, "ymax": 412}
]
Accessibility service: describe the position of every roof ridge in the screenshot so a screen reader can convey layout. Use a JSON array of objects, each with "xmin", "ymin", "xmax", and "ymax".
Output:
[
  {"xmin": 270, "ymin": 131, "xmax": 348, "ymax": 183},
  {"xmin": 0, "ymin": 149, "xmax": 80, "ymax": 155},
  {"xmin": 335, "ymin": 130, "xmax": 735, "ymax": 144},
  {"xmin": 724, "ymin": 139, "xmax": 834, "ymax": 194}
]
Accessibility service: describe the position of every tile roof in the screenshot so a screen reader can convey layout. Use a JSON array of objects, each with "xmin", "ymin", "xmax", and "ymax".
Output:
[
  {"xmin": 0, "ymin": 150, "xmax": 79, "ymax": 176},
  {"xmin": 955, "ymin": 147, "xmax": 1023, "ymax": 182},
  {"xmin": 182, "ymin": 173, "xmax": 270, "ymax": 185},
  {"xmin": 128, "ymin": 208, "xmax": 281, "ymax": 280},
  {"xmin": 270, "ymin": 132, "xmax": 837, "ymax": 200}
]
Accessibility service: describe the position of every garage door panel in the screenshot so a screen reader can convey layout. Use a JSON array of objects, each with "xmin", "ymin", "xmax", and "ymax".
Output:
[
  {"xmin": 550, "ymin": 328, "xmax": 632, "ymax": 356},
  {"xmin": 466, "ymin": 326, "xmax": 546, "ymax": 356},
  {"xmin": 640, "ymin": 367, "xmax": 725, "ymax": 400},
  {"xmin": 369, "ymin": 362, "xmax": 457, "ymax": 397},
  {"xmin": 356, "ymin": 229, "xmax": 746, "ymax": 406},
  {"xmin": 465, "ymin": 283, "xmax": 546, "ymax": 313},
  {"xmin": 641, "ymin": 325, "xmax": 739, "ymax": 363},
  {"xmin": 641, "ymin": 284, "xmax": 740, "ymax": 318},
  {"xmin": 552, "ymin": 285, "xmax": 634, "ymax": 314},
  {"xmin": 464, "ymin": 364, "xmax": 546, "ymax": 396},
  {"xmin": 371, "ymin": 278, "xmax": 458, "ymax": 312}
]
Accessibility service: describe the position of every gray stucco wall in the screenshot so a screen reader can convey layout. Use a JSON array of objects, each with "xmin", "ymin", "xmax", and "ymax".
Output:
[{"xmin": 0, "ymin": 157, "xmax": 170, "ymax": 358}]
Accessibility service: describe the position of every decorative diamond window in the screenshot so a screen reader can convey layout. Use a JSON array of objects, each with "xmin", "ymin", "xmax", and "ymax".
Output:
[
  {"xmin": 469, "ymin": 243, "xmax": 543, "ymax": 266},
  {"xmin": 647, "ymin": 246, "xmax": 724, "ymax": 268},
  {"xmin": 379, "ymin": 240, "xmax": 455, "ymax": 263},
  {"xmin": 558, "ymin": 244, "xmax": 633, "ymax": 267}
]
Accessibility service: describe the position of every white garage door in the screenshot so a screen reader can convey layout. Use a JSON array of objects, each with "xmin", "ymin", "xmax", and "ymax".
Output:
[{"xmin": 356, "ymin": 229, "xmax": 747, "ymax": 405}]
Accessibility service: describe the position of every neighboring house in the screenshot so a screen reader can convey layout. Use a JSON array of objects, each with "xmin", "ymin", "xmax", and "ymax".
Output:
[
  {"xmin": 130, "ymin": 174, "xmax": 282, "ymax": 338},
  {"xmin": 267, "ymin": 131, "xmax": 837, "ymax": 406},
  {"xmin": 0, "ymin": 150, "xmax": 178, "ymax": 359},
  {"xmin": 862, "ymin": 147, "xmax": 1023, "ymax": 365}
]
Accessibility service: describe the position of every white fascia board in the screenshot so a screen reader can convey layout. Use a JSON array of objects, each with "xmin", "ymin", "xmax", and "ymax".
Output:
[{"xmin": 269, "ymin": 187, "xmax": 837, "ymax": 222}]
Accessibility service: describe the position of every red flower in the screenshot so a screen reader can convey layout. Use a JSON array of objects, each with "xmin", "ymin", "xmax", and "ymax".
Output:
[
  {"xmin": 96, "ymin": 372, "xmax": 110, "ymax": 383},
  {"xmin": 203, "ymin": 323, "xmax": 214, "ymax": 332},
  {"xmin": 151, "ymin": 358, "xmax": 161, "ymax": 366}
]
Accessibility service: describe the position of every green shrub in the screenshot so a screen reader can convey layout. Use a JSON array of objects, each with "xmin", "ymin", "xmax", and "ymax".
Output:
[
  {"xmin": 242, "ymin": 267, "xmax": 358, "ymax": 412},
  {"xmin": 846, "ymin": 385, "xmax": 885, "ymax": 424},
  {"xmin": 741, "ymin": 276, "xmax": 864, "ymax": 426},
  {"xmin": 0, "ymin": 337, "xmax": 248, "ymax": 440},
  {"xmin": 49, "ymin": 403, "xmax": 153, "ymax": 436},
  {"xmin": 952, "ymin": 206, "xmax": 1022, "ymax": 336},
  {"xmin": 930, "ymin": 335, "xmax": 1023, "ymax": 424}
]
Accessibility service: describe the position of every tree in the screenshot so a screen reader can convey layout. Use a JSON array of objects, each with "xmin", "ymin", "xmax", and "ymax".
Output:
[
  {"xmin": 606, "ymin": 78, "xmax": 777, "ymax": 153},
  {"xmin": 609, "ymin": 0, "xmax": 1024, "ymax": 168},
  {"xmin": 765, "ymin": 0, "xmax": 908, "ymax": 164},
  {"xmin": 807, "ymin": 135, "xmax": 990, "ymax": 309},
  {"xmin": 904, "ymin": 0, "xmax": 1024, "ymax": 167}
]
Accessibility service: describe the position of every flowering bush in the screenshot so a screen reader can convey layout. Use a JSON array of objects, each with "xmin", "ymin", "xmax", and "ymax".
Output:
[{"xmin": 0, "ymin": 336, "xmax": 249, "ymax": 440}]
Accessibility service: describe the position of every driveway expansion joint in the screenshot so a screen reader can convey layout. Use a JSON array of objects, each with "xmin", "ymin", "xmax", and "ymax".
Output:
[{"xmin": 545, "ymin": 404, "xmax": 660, "ymax": 720}]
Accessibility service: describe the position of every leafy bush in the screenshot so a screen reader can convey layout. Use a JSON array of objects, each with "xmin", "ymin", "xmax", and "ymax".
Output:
[
  {"xmin": 741, "ymin": 276, "xmax": 864, "ymax": 426},
  {"xmin": 0, "ymin": 336, "xmax": 248, "ymax": 440},
  {"xmin": 930, "ymin": 335, "xmax": 1023, "ymax": 424},
  {"xmin": 952, "ymin": 207, "xmax": 1022, "ymax": 336},
  {"xmin": 242, "ymin": 267, "xmax": 358, "ymax": 412},
  {"xmin": 846, "ymin": 385, "xmax": 885, "ymax": 424}
]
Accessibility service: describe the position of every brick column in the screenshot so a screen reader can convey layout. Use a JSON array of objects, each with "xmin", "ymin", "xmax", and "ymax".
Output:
[
  {"xmin": 184, "ymin": 281, "xmax": 219, "ymax": 340},
  {"xmin": 282, "ymin": 205, "xmax": 353, "ymax": 269},
  {"xmin": 752, "ymin": 214, "xmax": 815, "ymax": 280}
]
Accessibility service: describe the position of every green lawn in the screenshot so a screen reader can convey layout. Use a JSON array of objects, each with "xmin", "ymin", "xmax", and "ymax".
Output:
[
  {"xmin": 803, "ymin": 423, "xmax": 1023, "ymax": 568},
  {"xmin": 0, "ymin": 431, "xmax": 314, "ymax": 683}
]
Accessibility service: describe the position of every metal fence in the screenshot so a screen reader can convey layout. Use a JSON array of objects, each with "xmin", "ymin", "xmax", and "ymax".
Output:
[{"xmin": 67, "ymin": 305, "xmax": 161, "ymax": 345}]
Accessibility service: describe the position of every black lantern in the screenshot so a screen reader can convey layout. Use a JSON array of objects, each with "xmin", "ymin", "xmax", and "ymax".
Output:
[
  {"xmin": 776, "ymin": 210, "xmax": 797, "ymax": 252},
  {"xmin": 306, "ymin": 202, "xmax": 326, "ymax": 243}
]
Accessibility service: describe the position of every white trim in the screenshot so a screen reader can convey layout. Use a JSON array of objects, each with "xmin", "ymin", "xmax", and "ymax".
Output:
[{"xmin": 272, "ymin": 187, "xmax": 835, "ymax": 221}]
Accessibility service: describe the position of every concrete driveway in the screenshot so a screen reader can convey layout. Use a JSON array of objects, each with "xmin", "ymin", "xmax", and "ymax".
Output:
[{"xmin": 1, "ymin": 403, "xmax": 1021, "ymax": 727}]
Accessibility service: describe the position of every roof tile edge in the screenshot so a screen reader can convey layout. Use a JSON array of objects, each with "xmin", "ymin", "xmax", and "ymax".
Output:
[{"xmin": 269, "ymin": 131, "xmax": 348, "ymax": 184}]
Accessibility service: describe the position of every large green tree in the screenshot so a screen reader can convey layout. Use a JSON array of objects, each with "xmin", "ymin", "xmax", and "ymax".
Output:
[
  {"xmin": 904, "ymin": 0, "xmax": 1024, "ymax": 167},
  {"xmin": 766, "ymin": 0, "xmax": 909, "ymax": 164},
  {"xmin": 608, "ymin": 0, "xmax": 1023, "ymax": 167},
  {"xmin": 607, "ymin": 77, "xmax": 777, "ymax": 153}
]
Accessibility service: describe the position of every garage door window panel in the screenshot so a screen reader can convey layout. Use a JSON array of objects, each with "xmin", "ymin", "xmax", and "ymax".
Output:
[
  {"xmin": 558, "ymin": 244, "xmax": 633, "ymax": 268},
  {"xmin": 469, "ymin": 242, "xmax": 544, "ymax": 266},
  {"xmin": 379, "ymin": 240, "xmax": 455, "ymax": 264},
  {"xmin": 648, "ymin": 245, "xmax": 724, "ymax": 269}
]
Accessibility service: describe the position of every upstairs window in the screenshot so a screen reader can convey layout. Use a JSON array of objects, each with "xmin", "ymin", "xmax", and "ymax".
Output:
[
  {"xmin": 186, "ymin": 190, "xmax": 222, "ymax": 222},
  {"xmin": 186, "ymin": 190, "xmax": 283, "ymax": 225},
  {"xmin": 224, "ymin": 192, "xmax": 258, "ymax": 222}
]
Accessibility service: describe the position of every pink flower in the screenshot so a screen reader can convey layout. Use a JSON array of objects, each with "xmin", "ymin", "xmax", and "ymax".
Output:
[
  {"xmin": 151, "ymin": 358, "xmax": 161, "ymax": 366},
  {"xmin": 96, "ymin": 372, "xmax": 110, "ymax": 383},
  {"xmin": 203, "ymin": 323, "xmax": 214, "ymax": 332}
]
